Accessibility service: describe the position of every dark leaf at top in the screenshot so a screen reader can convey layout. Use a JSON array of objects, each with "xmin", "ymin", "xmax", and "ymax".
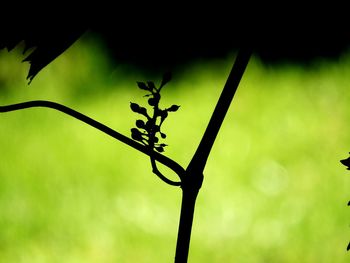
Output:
[
  {"xmin": 137, "ymin": 82, "xmax": 151, "ymax": 91},
  {"xmin": 160, "ymin": 72, "xmax": 172, "ymax": 89}
]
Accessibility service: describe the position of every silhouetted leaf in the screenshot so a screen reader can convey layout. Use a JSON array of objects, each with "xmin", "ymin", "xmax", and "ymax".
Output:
[
  {"xmin": 160, "ymin": 72, "xmax": 172, "ymax": 89},
  {"xmin": 130, "ymin": 102, "xmax": 141, "ymax": 112},
  {"xmin": 147, "ymin": 81, "xmax": 156, "ymax": 91},
  {"xmin": 160, "ymin": 132, "xmax": 166, "ymax": 139},
  {"xmin": 137, "ymin": 82, "xmax": 151, "ymax": 91},
  {"xmin": 168, "ymin": 105, "xmax": 180, "ymax": 112},
  {"xmin": 347, "ymin": 242, "xmax": 350, "ymax": 251},
  {"xmin": 139, "ymin": 107, "xmax": 148, "ymax": 116},
  {"xmin": 131, "ymin": 105, "xmax": 148, "ymax": 118}
]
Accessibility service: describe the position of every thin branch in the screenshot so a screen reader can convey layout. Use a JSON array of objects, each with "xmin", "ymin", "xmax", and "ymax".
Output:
[
  {"xmin": 187, "ymin": 48, "xmax": 252, "ymax": 174},
  {"xmin": 0, "ymin": 100, "xmax": 186, "ymax": 177},
  {"xmin": 150, "ymin": 157, "xmax": 181, "ymax": 186},
  {"xmin": 174, "ymin": 48, "xmax": 252, "ymax": 262}
]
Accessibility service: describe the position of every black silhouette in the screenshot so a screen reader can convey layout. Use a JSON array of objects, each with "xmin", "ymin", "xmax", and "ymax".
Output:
[
  {"xmin": 2, "ymin": 10, "xmax": 350, "ymax": 261},
  {"xmin": 1, "ymin": 8, "xmax": 350, "ymax": 82},
  {"xmin": 130, "ymin": 73, "xmax": 182, "ymax": 186},
  {"xmin": 0, "ymin": 49, "xmax": 250, "ymax": 262}
]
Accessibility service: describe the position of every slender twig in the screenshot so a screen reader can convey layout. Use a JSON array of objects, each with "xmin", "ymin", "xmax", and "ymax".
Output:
[
  {"xmin": 174, "ymin": 48, "xmax": 252, "ymax": 263},
  {"xmin": 1, "ymin": 48, "xmax": 251, "ymax": 263},
  {"xmin": 0, "ymin": 100, "xmax": 186, "ymax": 178},
  {"xmin": 187, "ymin": 48, "xmax": 252, "ymax": 174}
]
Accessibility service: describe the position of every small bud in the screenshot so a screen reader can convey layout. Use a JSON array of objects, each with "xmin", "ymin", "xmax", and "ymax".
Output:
[
  {"xmin": 160, "ymin": 132, "xmax": 166, "ymax": 139},
  {"xmin": 148, "ymin": 98, "xmax": 157, "ymax": 106},
  {"xmin": 137, "ymin": 82, "xmax": 151, "ymax": 91},
  {"xmin": 136, "ymin": 119, "xmax": 145, "ymax": 128},
  {"xmin": 167, "ymin": 105, "xmax": 180, "ymax": 112},
  {"xmin": 130, "ymin": 102, "xmax": 140, "ymax": 112},
  {"xmin": 131, "ymin": 128, "xmax": 143, "ymax": 142}
]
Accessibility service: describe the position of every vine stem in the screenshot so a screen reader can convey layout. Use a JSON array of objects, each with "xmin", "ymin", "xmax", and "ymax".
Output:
[
  {"xmin": 174, "ymin": 48, "xmax": 252, "ymax": 263},
  {"xmin": 0, "ymin": 100, "xmax": 185, "ymax": 178},
  {"xmin": 0, "ymin": 47, "xmax": 252, "ymax": 262}
]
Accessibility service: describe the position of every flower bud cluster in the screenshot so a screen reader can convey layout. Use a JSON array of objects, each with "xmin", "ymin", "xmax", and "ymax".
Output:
[{"xmin": 130, "ymin": 73, "xmax": 179, "ymax": 152}]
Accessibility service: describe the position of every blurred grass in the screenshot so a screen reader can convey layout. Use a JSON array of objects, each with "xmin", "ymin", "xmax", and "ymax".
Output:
[{"xmin": 0, "ymin": 35, "xmax": 350, "ymax": 262}]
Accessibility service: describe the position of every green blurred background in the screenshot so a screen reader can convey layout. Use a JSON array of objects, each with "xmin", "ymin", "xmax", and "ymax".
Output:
[{"xmin": 0, "ymin": 35, "xmax": 350, "ymax": 262}]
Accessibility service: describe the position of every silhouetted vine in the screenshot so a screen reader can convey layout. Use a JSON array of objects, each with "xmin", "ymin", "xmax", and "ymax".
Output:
[{"xmin": 130, "ymin": 72, "xmax": 182, "ymax": 186}]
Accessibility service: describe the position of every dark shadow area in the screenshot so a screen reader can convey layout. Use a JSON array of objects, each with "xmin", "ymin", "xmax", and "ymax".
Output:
[
  {"xmin": 1, "ymin": 5, "xmax": 350, "ymax": 261},
  {"xmin": 1, "ymin": 6, "xmax": 350, "ymax": 80}
]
